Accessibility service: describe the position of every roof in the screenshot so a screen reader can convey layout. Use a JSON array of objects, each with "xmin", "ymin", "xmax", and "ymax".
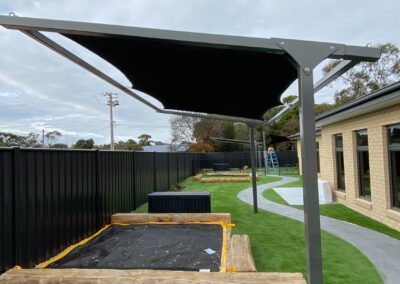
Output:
[
  {"xmin": 316, "ymin": 81, "xmax": 400, "ymax": 126},
  {"xmin": 142, "ymin": 144, "xmax": 188, "ymax": 152},
  {"xmin": 289, "ymin": 82, "xmax": 400, "ymax": 139},
  {"xmin": 0, "ymin": 15, "xmax": 380, "ymax": 123}
]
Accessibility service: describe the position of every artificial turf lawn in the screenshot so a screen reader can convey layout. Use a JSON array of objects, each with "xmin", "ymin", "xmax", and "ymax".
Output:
[
  {"xmin": 262, "ymin": 177, "xmax": 400, "ymax": 241},
  {"xmin": 136, "ymin": 176, "xmax": 382, "ymax": 283}
]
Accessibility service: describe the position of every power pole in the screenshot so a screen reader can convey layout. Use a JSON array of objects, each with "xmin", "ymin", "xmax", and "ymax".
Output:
[
  {"xmin": 105, "ymin": 92, "xmax": 119, "ymax": 150},
  {"xmin": 42, "ymin": 129, "xmax": 45, "ymax": 148}
]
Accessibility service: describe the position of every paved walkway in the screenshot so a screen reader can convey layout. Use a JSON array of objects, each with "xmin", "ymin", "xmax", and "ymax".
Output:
[{"xmin": 237, "ymin": 175, "xmax": 400, "ymax": 284}]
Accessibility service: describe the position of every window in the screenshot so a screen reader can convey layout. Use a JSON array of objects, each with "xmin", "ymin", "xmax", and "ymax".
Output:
[
  {"xmin": 316, "ymin": 141, "xmax": 320, "ymax": 173},
  {"xmin": 335, "ymin": 134, "xmax": 345, "ymax": 191},
  {"xmin": 388, "ymin": 124, "xmax": 400, "ymax": 209},
  {"xmin": 356, "ymin": 130, "xmax": 370, "ymax": 199}
]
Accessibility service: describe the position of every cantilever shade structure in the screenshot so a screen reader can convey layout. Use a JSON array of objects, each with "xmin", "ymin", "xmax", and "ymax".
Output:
[{"xmin": 0, "ymin": 15, "xmax": 381, "ymax": 283}]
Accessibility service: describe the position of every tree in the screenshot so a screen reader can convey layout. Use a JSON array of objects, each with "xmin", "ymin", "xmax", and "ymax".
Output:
[
  {"xmin": 0, "ymin": 132, "xmax": 26, "ymax": 146},
  {"xmin": 214, "ymin": 121, "xmax": 239, "ymax": 151},
  {"xmin": 262, "ymin": 94, "xmax": 334, "ymax": 135},
  {"xmin": 260, "ymin": 95, "xmax": 335, "ymax": 150},
  {"xmin": 0, "ymin": 132, "xmax": 41, "ymax": 147},
  {"xmin": 49, "ymin": 143, "xmax": 68, "ymax": 149},
  {"xmin": 45, "ymin": 130, "xmax": 62, "ymax": 146},
  {"xmin": 193, "ymin": 119, "xmax": 223, "ymax": 145},
  {"xmin": 233, "ymin": 123, "xmax": 249, "ymax": 141},
  {"xmin": 263, "ymin": 95, "xmax": 301, "ymax": 138},
  {"xmin": 282, "ymin": 95, "xmax": 297, "ymax": 105},
  {"xmin": 25, "ymin": 132, "xmax": 40, "ymax": 147},
  {"xmin": 188, "ymin": 142, "xmax": 215, "ymax": 152},
  {"xmin": 323, "ymin": 43, "xmax": 400, "ymax": 106},
  {"xmin": 73, "ymin": 139, "xmax": 94, "ymax": 149},
  {"xmin": 96, "ymin": 139, "xmax": 143, "ymax": 150},
  {"xmin": 138, "ymin": 134, "xmax": 153, "ymax": 146},
  {"xmin": 315, "ymin": 103, "xmax": 334, "ymax": 116},
  {"xmin": 169, "ymin": 116, "xmax": 199, "ymax": 146},
  {"xmin": 114, "ymin": 139, "xmax": 143, "ymax": 150}
]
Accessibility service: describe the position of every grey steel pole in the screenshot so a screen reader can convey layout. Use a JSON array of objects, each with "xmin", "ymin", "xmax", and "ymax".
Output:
[
  {"xmin": 298, "ymin": 69, "xmax": 323, "ymax": 283},
  {"xmin": 262, "ymin": 131, "xmax": 268, "ymax": 176},
  {"xmin": 249, "ymin": 126, "xmax": 258, "ymax": 213}
]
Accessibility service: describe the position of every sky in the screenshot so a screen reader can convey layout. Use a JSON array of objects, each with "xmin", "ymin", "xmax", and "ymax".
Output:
[{"xmin": 0, "ymin": 0, "xmax": 398, "ymax": 145}]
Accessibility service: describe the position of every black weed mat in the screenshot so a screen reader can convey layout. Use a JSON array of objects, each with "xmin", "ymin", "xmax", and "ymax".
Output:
[{"xmin": 48, "ymin": 224, "xmax": 223, "ymax": 272}]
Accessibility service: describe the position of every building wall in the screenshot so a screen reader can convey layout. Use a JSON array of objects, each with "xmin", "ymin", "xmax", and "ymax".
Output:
[
  {"xmin": 297, "ymin": 135, "xmax": 321, "ymax": 177},
  {"xmin": 304, "ymin": 104, "xmax": 400, "ymax": 231}
]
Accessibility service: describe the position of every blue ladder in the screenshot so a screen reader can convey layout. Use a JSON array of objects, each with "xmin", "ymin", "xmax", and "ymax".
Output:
[{"xmin": 267, "ymin": 151, "xmax": 279, "ymax": 168}]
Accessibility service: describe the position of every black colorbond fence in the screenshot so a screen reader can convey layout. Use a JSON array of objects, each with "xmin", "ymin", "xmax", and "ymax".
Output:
[
  {"xmin": 0, "ymin": 149, "xmax": 13, "ymax": 274},
  {"xmin": 0, "ymin": 148, "xmax": 297, "ymax": 273},
  {"xmin": 0, "ymin": 148, "xmax": 195, "ymax": 273},
  {"xmin": 192, "ymin": 150, "xmax": 298, "ymax": 172}
]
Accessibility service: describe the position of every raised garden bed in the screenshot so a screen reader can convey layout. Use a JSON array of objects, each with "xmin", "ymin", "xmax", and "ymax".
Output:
[{"xmin": 0, "ymin": 214, "xmax": 306, "ymax": 284}]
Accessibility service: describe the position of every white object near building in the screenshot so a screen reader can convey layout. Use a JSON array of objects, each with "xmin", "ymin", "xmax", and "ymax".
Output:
[
  {"xmin": 317, "ymin": 179, "xmax": 332, "ymax": 203},
  {"xmin": 273, "ymin": 179, "xmax": 332, "ymax": 206}
]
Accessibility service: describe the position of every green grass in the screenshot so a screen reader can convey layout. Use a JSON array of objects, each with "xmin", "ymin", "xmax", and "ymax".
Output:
[
  {"xmin": 261, "ymin": 175, "xmax": 299, "ymax": 206},
  {"xmin": 279, "ymin": 176, "xmax": 303, "ymax": 187},
  {"xmin": 136, "ymin": 176, "xmax": 382, "ymax": 283},
  {"xmin": 262, "ymin": 177, "xmax": 400, "ymax": 241},
  {"xmin": 263, "ymin": 187, "xmax": 290, "ymax": 206},
  {"xmin": 259, "ymin": 167, "xmax": 300, "ymax": 176}
]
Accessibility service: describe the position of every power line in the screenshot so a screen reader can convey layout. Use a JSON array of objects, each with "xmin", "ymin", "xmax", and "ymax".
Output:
[
  {"xmin": 94, "ymin": 93, "xmax": 105, "ymax": 106},
  {"xmin": 119, "ymin": 93, "xmax": 129, "ymax": 105}
]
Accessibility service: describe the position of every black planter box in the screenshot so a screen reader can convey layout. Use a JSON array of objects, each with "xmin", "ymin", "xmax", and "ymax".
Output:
[{"xmin": 148, "ymin": 192, "xmax": 211, "ymax": 213}]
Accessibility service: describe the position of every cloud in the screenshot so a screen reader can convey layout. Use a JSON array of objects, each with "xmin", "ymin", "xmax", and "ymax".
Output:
[{"xmin": 0, "ymin": 91, "xmax": 19, "ymax": 97}]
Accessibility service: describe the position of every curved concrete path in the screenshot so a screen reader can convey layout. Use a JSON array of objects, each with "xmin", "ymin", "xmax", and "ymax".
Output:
[{"xmin": 238, "ymin": 175, "xmax": 400, "ymax": 284}]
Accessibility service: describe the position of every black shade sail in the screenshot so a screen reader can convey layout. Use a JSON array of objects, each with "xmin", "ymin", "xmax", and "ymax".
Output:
[{"xmin": 63, "ymin": 33, "xmax": 297, "ymax": 120}]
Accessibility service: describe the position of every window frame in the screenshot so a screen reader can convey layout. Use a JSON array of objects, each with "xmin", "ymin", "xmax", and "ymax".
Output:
[
  {"xmin": 388, "ymin": 123, "xmax": 400, "ymax": 210},
  {"xmin": 334, "ymin": 134, "xmax": 345, "ymax": 191},
  {"xmin": 355, "ymin": 129, "xmax": 371, "ymax": 200}
]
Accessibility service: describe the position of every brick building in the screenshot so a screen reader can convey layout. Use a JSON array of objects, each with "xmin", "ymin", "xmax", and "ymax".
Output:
[{"xmin": 293, "ymin": 82, "xmax": 400, "ymax": 231}]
